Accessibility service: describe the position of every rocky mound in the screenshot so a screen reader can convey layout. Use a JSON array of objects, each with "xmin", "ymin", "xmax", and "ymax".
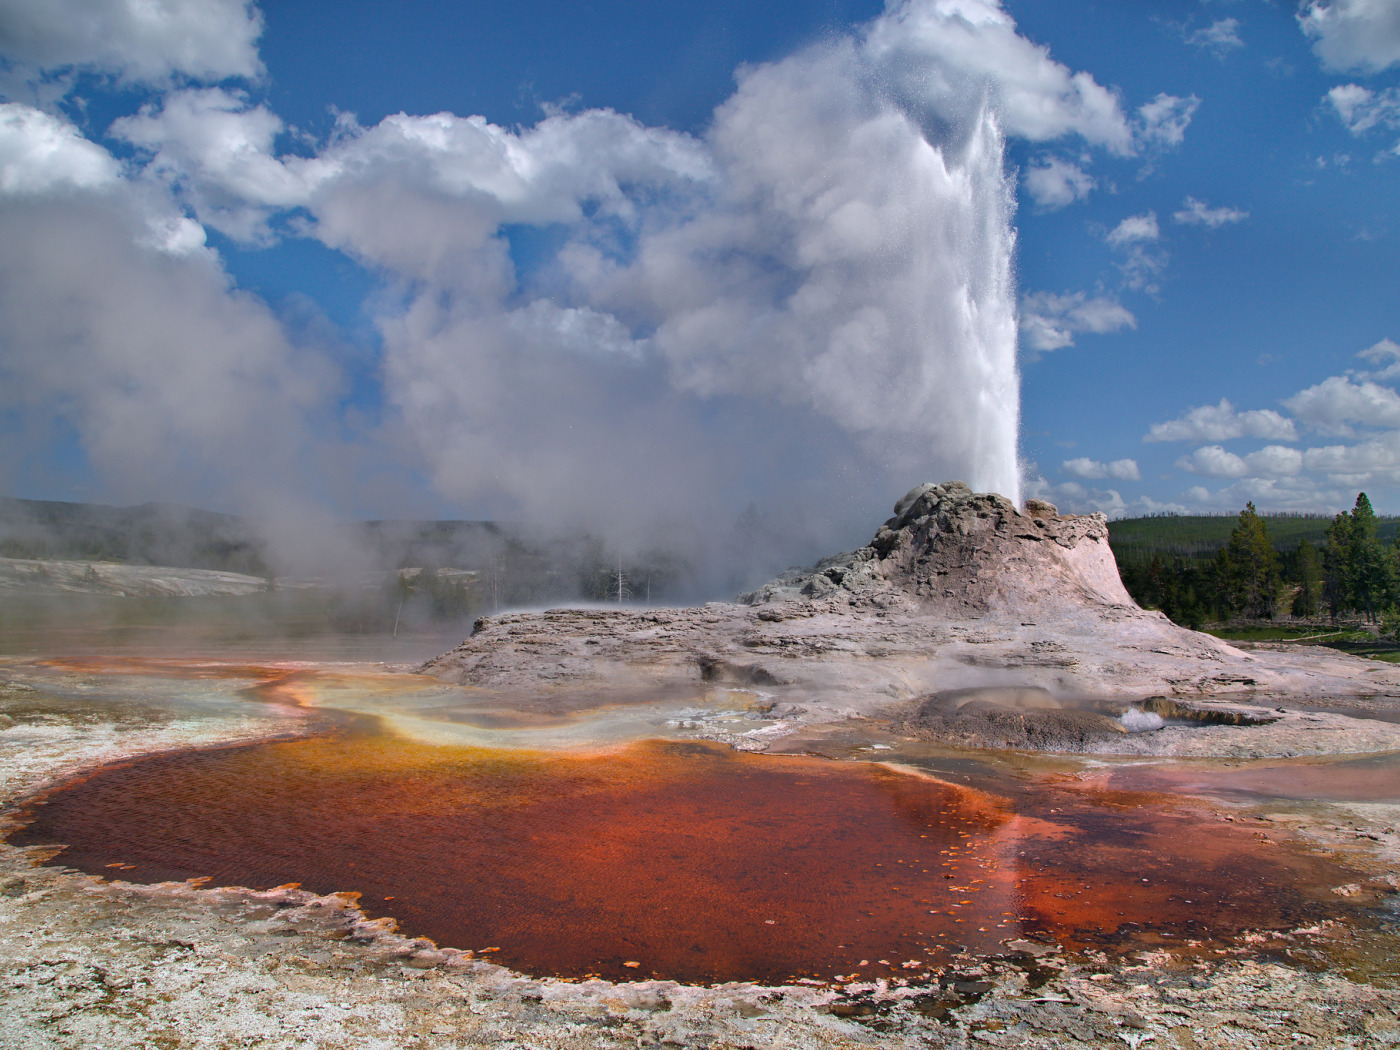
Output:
[
  {"xmin": 740, "ymin": 481, "xmax": 1130, "ymax": 615},
  {"xmin": 420, "ymin": 482, "xmax": 1400, "ymax": 755}
]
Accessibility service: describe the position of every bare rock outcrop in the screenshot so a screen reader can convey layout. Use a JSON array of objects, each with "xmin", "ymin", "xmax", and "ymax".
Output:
[
  {"xmin": 739, "ymin": 481, "xmax": 1131, "ymax": 614},
  {"xmin": 421, "ymin": 482, "xmax": 1400, "ymax": 753}
]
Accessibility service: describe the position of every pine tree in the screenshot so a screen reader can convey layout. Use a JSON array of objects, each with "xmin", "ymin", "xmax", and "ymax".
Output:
[
  {"xmin": 1290, "ymin": 539, "xmax": 1323, "ymax": 618},
  {"xmin": 1210, "ymin": 546, "xmax": 1234, "ymax": 619},
  {"xmin": 1348, "ymin": 493, "xmax": 1396, "ymax": 624},
  {"xmin": 1179, "ymin": 584, "xmax": 1207, "ymax": 631},
  {"xmin": 1323, "ymin": 510, "xmax": 1353, "ymax": 621},
  {"xmin": 1144, "ymin": 553, "xmax": 1166, "ymax": 610},
  {"xmin": 1222, "ymin": 502, "xmax": 1281, "ymax": 619}
]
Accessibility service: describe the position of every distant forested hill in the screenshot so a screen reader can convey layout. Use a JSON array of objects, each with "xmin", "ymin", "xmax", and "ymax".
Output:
[
  {"xmin": 0, "ymin": 497, "xmax": 507, "ymax": 578},
  {"xmin": 1107, "ymin": 513, "xmax": 1400, "ymax": 568},
  {"xmin": 0, "ymin": 497, "xmax": 269, "ymax": 575},
  {"xmin": 1109, "ymin": 502, "xmax": 1400, "ymax": 629},
  {"xmin": 0, "ymin": 497, "xmax": 692, "ymax": 611}
]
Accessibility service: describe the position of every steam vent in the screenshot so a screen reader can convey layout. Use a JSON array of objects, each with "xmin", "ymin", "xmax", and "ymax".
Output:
[{"xmin": 423, "ymin": 482, "xmax": 1400, "ymax": 757}]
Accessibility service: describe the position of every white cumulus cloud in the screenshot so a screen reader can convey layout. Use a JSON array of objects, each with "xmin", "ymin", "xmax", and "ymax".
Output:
[
  {"xmin": 1178, "ymin": 475, "xmax": 1347, "ymax": 514},
  {"xmin": 1022, "ymin": 464, "xmax": 1183, "ymax": 518},
  {"xmin": 1303, "ymin": 432, "xmax": 1400, "ymax": 485},
  {"xmin": 1105, "ymin": 211, "xmax": 1165, "ymax": 291},
  {"xmin": 1327, "ymin": 83, "xmax": 1400, "ymax": 138},
  {"xmin": 1019, "ymin": 291, "xmax": 1135, "ymax": 352},
  {"xmin": 1135, "ymin": 93, "xmax": 1201, "ymax": 150},
  {"xmin": 1176, "ymin": 445, "xmax": 1304, "ymax": 481},
  {"xmin": 1062, "ymin": 457, "xmax": 1141, "ymax": 481},
  {"xmin": 1145, "ymin": 399, "xmax": 1299, "ymax": 443},
  {"xmin": 1176, "ymin": 445, "xmax": 1248, "ymax": 478},
  {"xmin": 1173, "ymin": 196, "xmax": 1248, "ymax": 227},
  {"xmin": 111, "ymin": 87, "xmax": 312, "ymax": 241},
  {"xmin": 0, "ymin": 0, "xmax": 263, "ymax": 85},
  {"xmin": 1355, "ymin": 337, "xmax": 1400, "ymax": 379},
  {"xmin": 1283, "ymin": 375, "xmax": 1400, "ymax": 431},
  {"xmin": 1300, "ymin": 0, "xmax": 1400, "ymax": 74},
  {"xmin": 1185, "ymin": 19, "xmax": 1245, "ymax": 57},
  {"xmin": 0, "ymin": 102, "xmax": 120, "ymax": 195},
  {"xmin": 1106, "ymin": 211, "xmax": 1160, "ymax": 247},
  {"xmin": 1164, "ymin": 344, "xmax": 1400, "ymax": 505},
  {"xmin": 1177, "ymin": 445, "xmax": 1304, "ymax": 479},
  {"xmin": 1243, "ymin": 444, "xmax": 1307, "ymax": 478},
  {"xmin": 1023, "ymin": 154, "xmax": 1095, "ymax": 209}
]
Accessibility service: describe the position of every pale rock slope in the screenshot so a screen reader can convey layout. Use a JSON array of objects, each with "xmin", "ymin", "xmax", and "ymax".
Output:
[
  {"xmin": 423, "ymin": 483, "xmax": 1400, "ymax": 753},
  {"xmin": 739, "ymin": 481, "xmax": 1135, "ymax": 612}
]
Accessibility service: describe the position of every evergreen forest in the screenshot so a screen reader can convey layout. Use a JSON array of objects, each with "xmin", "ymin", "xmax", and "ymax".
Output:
[{"xmin": 1112, "ymin": 494, "xmax": 1400, "ymax": 632}]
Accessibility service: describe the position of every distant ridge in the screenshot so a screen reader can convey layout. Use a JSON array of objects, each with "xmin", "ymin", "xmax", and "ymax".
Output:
[
  {"xmin": 0, "ymin": 496, "xmax": 513, "ymax": 576},
  {"xmin": 1108, "ymin": 512, "xmax": 1400, "ymax": 568},
  {"xmin": 0, "ymin": 497, "xmax": 266, "ymax": 575},
  {"xmin": 0, "ymin": 496, "xmax": 691, "ymax": 608}
]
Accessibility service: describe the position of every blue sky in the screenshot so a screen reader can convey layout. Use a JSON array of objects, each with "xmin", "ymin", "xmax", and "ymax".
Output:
[{"xmin": 1, "ymin": 0, "xmax": 1399, "ymax": 559}]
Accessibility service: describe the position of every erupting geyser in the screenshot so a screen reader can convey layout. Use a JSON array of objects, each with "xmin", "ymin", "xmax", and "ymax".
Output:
[{"xmin": 363, "ymin": 3, "xmax": 1031, "ymax": 534}]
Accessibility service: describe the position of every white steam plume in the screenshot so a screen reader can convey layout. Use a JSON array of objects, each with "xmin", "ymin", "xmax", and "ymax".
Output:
[
  {"xmin": 1, "ymin": 0, "xmax": 1145, "ymax": 577},
  {"xmin": 297, "ymin": 6, "xmax": 1032, "ymax": 524}
]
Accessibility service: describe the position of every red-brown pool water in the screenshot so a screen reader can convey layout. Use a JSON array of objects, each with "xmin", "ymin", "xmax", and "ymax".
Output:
[
  {"xmin": 1094, "ymin": 752, "xmax": 1400, "ymax": 804},
  {"xmin": 10, "ymin": 728, "xmax": 1365, "ymax": 985}
]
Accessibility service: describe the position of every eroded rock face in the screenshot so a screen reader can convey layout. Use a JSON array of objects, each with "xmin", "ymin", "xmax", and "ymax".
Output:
[{"xmin": 739, "ymin": 481, "xmax": 1132, "ymax": 614}]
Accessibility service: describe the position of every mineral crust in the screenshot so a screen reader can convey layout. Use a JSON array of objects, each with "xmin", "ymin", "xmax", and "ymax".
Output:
[{"xmin": 422, "ymin": 482, "xmax": 1400, "ymax": 756}]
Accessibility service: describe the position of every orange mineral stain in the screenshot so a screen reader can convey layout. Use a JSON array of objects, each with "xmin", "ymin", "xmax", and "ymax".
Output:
[{"xmin": 9, "ymin": 731, "xmax": 1366, "ymax": 985}]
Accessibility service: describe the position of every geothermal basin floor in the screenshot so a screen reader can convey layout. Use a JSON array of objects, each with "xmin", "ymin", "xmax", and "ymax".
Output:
[{"xmin": 1, "ymin": 650, "xmax": 1399, "ymax": 1048}]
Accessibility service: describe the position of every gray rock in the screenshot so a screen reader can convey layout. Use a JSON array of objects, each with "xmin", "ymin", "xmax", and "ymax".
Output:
[
  {"xmin": 738, "ymin": 480, "xmax": 1131, "ymax": 615},
  {"xmin": 420, "ymin": 481, "xmax": 1400, "ymax": 758}
]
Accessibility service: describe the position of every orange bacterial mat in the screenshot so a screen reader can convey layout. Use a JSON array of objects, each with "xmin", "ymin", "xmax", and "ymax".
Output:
[{"xmin": 10, "ymin": 729, "xmax": 1368, "ymax": 985}]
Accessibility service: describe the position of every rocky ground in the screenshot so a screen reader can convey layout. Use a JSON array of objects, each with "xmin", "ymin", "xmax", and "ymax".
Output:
[
  {"xmin": 424, "ymin": 484, "xmax": 1400, "ymax": 759},
  {"xmin": 2, "ymin": 695, "xmax": 1398, "ymax": 1050},
  {"xmin": 5, "ymin": 482, "xmax": 1400, "ymax": 1047}
]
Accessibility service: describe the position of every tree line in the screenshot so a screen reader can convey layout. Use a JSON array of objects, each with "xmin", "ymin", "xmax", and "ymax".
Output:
[{"xmin": 1118, "ymin": 493, "xmax": 1400, "ymax": 628}]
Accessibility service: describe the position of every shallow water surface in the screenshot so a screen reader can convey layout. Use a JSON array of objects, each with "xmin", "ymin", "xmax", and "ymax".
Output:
[
  {"xmin": 1094, "ymin": 751, "xmax": 1400, "ymax": 804},
  {"xmin": 12, "ymin": 718, "xmax": 1369, "ymax": 985}
]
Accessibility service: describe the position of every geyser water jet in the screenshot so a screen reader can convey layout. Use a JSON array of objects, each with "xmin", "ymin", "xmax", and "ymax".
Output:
[
  {"xmin": 0, "ymin": 1, "xmax": 1067, "ymax": 579},
  {"xmin": 360, "ymin": 6, "xmax": 1030, "ymax": 546}
]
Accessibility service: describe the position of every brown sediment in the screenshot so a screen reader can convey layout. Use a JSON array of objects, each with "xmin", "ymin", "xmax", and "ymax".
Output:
[{"xmin": 8, "ymin": 732, "xmax": 1369, "ymax": 986}]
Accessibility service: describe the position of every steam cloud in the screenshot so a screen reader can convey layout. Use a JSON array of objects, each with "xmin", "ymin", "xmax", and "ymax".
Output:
[{"xmin": 0, "ymin": 0, "xmax": 1138, "ymax": 580}]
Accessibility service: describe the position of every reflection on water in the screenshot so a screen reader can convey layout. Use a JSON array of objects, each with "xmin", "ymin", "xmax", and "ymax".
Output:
[
  {"xmin": 35, "ymin": 655, "xmax": 436, "ymax": 715},
  {"xmin": 1091, "ymin": 752, "xmax": 1400, "ymax": 804}
]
